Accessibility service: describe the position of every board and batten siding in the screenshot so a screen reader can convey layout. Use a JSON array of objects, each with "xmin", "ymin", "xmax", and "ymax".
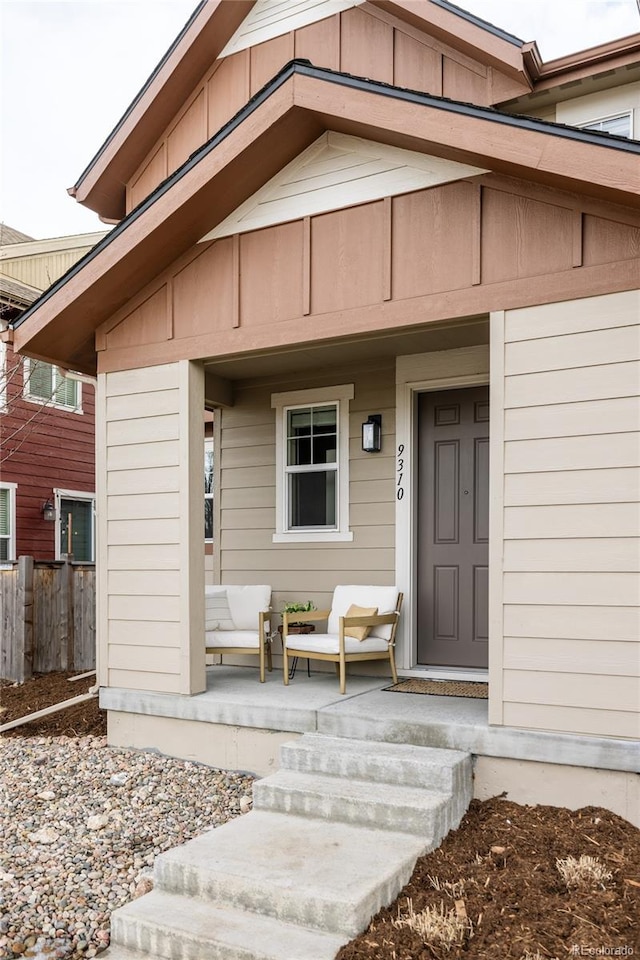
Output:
[
  {"xmin": 218, "ymin": 363, "xmax": 396, "ymax": 616},
  {"xmin": 489, "ymin": 291, "xmax": 640, "ymax": 739},
  {"xmin": 97, "ymin": 361, "xmax": 205, "ymax": 694}
]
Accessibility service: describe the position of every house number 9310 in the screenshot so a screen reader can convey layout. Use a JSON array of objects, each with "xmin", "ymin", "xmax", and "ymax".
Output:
[{"xmin": 397, "ymin": 444, "xmax": 404, "ymax": 501}]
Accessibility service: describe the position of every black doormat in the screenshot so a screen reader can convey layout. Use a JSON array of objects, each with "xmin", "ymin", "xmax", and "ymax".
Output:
[{"xmin": 384, "ymin": 678, "xmax": 488, "ymax": 698}]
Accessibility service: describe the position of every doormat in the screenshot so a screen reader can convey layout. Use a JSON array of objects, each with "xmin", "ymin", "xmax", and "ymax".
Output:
[{"xmin": 383, "ymin": 679, "xmax": 488, "ymax": 698}]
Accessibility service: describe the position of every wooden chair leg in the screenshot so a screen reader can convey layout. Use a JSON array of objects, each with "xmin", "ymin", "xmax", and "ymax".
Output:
[
  {"xmin": 259, "ymin": 642, "xmax": 265, "ymax": 683},
  {"xmin": 266, "ymin": 640, "xmax": 272, "ymax": 672},
  {"xmin": 334, "ymin": 662, "xmax": 340, "ymax": 677},
  {"xmin": 389, "ymin": 645, "xmax": 398, "ymax": 684},
  {"xmin": 283, "ymin": 645, "xmax": 289, "ymax": 686},
  {"xmin": 339, "ymin": 656, "xmax": 346, "ymax": 695}
]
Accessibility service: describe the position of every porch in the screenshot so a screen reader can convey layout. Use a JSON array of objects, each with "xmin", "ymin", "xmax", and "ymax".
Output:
[{"xmin": 101, "ymin": 665, "xmax": 639, "ymax": 825}]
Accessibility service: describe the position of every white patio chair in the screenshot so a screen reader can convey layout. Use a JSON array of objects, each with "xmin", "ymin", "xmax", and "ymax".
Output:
[
  {"xmin": 205, "ymin": 585, "xmax": 272, "ymax": 682},
  {"xmin": 282, "ymin": 585, "xmax": 403, "ymax": 694}
]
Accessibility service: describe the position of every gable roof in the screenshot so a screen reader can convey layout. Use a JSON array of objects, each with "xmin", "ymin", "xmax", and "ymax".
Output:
[
  {"xmin": 0, "ymin": 224, "xmax": 35, "ymax": 246},
  {"xmin": 70, "ymin": 0, "xmax": 534, "ymax": 221},
  {"xmin": 14, "ymin": 60, "xmax": 640, "ymax": 374}
]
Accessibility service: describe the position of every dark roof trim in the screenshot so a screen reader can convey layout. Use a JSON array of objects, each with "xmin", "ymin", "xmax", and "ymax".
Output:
[
  {"xmin": 428, "ymin": 0, "xmax": 523, "ymax": 46},
  {"xmin": 72, "ymin": 1, "xmax": 207, "ymax": 191},
  {"xmin": 14, "ymin": 59, "xmax": 640, "ymax": 332}
]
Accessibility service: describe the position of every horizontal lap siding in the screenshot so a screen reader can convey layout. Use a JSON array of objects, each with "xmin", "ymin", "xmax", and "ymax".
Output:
[
  {"xmin": 496, "ymin": 291, "xmax": 640, "ymax": 738},
  {"xmin": 218, "ymin": 365, "xmax": 396, "ymax": 613},
  {"xmin": 102, "ymin": 364, "xmax": 184, "ymax": 692}
]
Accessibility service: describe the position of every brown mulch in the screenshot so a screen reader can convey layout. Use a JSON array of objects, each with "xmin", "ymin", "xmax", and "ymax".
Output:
[
  {"xmin": 2, "ymin": 673, "xmax": 639, "ymax": 959},
  {"xmin": 0, "ymin": 670, "xmax": 107, "ymax": 737}
]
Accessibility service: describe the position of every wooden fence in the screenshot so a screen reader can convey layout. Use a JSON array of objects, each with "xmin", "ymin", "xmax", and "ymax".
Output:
[{"xmin": 0, "ymin": 557, "xmax": 95, "ymax": 682}]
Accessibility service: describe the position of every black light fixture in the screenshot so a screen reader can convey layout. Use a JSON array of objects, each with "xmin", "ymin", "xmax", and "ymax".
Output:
[
  {"xmin": 42, "ymin": 499, "xmax": 56, "ymax": 522},
  {"xmin": 361, "ymin": 414, "xmax": 382, "ymax": 453}
]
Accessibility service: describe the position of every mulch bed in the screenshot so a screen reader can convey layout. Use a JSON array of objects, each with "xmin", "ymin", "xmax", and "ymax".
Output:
[
  {"xmin": 0, "ymin": 670, "xmax": 107, "ymax": 737},
  {"xmin": 2, "ymin": 673, "xmax": 638, "ymax": 960}
]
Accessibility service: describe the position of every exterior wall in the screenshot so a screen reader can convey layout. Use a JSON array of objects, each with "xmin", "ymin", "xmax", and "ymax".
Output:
[
  {"xmin": 489, "ymin": 290, "xmax": 640, "ymax": 740},
  {"xmin": 555, "ymin": 80, "xmax": 640, "ymax": 136},
  {"xmin": 0, "ymin": 341, "xmax": 95, "ymax": 560},
  {"xmin": 97, "ymin": 360, "xmax": 205, "ymax": 694},
  {"xmin": 125, "ymin": 3, "xmax": 527, "ymax": 212},
  {"xmin": 218, "ymin": 362, "xmax": 396, "ymax": 614},
  {"xmin": 1, "ymin": 234, "xmax": 107, "ymax": 290},
  {"xmin": 98, "ymin": 177, "xmax": 640, "ymax": 375}
]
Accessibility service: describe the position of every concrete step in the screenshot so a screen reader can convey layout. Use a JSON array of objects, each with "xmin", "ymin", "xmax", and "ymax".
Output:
[
  {"xmin": 111, "ymin": 888, "xmax": 348, "ymax": 960},
  {"xmin": 281, "ymin": 733, "xmax": 472, "ymax": 792},
  {"xmin": 154, "ymin": 809, "xmax": 425, "ymax": 937},
  {"xmin": 98, "ymin": 948, "xmax": 150, "ymax": 960},
  {"xmin": 253, "ymin": 768, "xmax": 454, "ymax": 839}
]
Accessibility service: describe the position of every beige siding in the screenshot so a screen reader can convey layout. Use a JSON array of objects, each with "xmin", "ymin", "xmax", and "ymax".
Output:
[
  {"xmin": 218, "ymin": 362, "xmax": 396, "ymax": 613},
  {"xmin": 489, "ymin": 291, "xmax": 640, "ymax": 738},
  {"xmin": 98, "ymin": 361, "xmax": 205, "ymax": 694}
]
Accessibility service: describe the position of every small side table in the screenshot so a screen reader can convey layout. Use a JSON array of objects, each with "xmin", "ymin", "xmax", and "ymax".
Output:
[{"xmin": 277, "ymin": 624, "xmax": 315, "ymax": 679}]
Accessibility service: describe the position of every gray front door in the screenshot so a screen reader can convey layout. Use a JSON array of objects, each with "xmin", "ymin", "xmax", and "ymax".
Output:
[{"xmin": 417, "ymin": 386, "xmax": 489, "ymax": 668}]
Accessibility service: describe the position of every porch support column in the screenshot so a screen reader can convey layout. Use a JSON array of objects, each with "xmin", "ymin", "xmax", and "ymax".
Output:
[{"xmin": 98, "ymin": 360, "xmax": 205, "ymax": 696}]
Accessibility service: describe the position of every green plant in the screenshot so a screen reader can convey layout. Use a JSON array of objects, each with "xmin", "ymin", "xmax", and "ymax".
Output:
[{"xmin": 282, "ymin": 600, "xmax": 316, "ymax": 615}]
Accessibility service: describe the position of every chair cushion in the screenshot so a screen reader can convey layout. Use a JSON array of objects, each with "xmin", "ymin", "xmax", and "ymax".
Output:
[
  {"xmin": 344, "ymin": 604, "xmax": 377, "ymax": 641},
  {"xmin": 205, "ymin": 587, "xmax": 234, "ymax": 631},
  {"xmin": 226, "ymin": 585, "xmax": 271, "ymax": 630},
  {"xmin": 329, "ymin": 585, "xmax": 398, "ymax": 640},
  {"xmin": 205, "ymin": 630, "xmax": 262, "ymax": 650},
  {"xmin": 286, "ymin": 632, "xmax": 389, "ymax": 655}
]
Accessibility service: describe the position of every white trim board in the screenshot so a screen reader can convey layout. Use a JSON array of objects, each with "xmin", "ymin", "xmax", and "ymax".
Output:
[
  {"xmin": 200, "ymin": 131, "xmax": 488, "ymax": 241},
  {"xmin": 218, "ymin": 0, "xmax": 365, "ymax": 59}
]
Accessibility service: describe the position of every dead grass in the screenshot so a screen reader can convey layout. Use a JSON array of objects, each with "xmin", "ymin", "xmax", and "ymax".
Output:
[
  {"xmin": 556, "ymin": 854, "xmax": 613, "ymax": 889},
  {"xmin": 392, "ymin": 898, "xmax": 473, "ymax": 952}
]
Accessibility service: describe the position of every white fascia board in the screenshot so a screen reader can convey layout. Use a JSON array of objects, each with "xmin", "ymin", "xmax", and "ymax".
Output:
[{"xmin": 200, "ymin": 131, "xmax": 489, "ymax": 242}]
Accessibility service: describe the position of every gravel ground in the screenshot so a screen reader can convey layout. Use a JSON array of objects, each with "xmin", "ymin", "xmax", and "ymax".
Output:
[{"xmin": 0, "ymin": 735, "xmax": 255, "ymax": 959}]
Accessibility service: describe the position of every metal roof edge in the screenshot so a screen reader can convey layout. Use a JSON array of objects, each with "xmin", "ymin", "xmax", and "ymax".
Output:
[
  {"xmin": 428, "ymin": 0, "xmax": 524, "ymax": 47},
  {"xmin": 14, "ymin": 59, "xmax": 640, "ymax": 333}
]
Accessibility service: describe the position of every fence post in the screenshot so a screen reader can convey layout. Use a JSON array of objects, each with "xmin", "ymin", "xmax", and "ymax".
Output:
[
  {"xmin": 60, "ymin": 557, "xmax": 75, "ymax": 671},
  {"xmin": 16, "ymin": 556, "xmax": 34, "ymax": 683}
]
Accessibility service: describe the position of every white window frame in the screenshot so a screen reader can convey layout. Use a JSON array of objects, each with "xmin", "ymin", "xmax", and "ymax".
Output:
[
  {"xmin": 204, "ymin": 435, "xmax": 214, "ymax": 543},
  {"xmin": 55, "ymin": 488, "xmax": 96, "ymax": 562},
  {"xmin": 23, "ymin": 358, "xmax": 83, "ymax": 413},
  {"xmin": 580, "ymin": 111, "xmax": 633, "ymax": 139},
  {"xmin": 272, "ymin": 384, "xmax": 354, "ymax": 543},
  {"xmin": 0, "ymin": 482, "xmax": 17, "ymax": 563}
]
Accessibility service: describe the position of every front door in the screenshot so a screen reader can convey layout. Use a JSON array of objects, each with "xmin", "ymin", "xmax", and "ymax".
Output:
[{"xmin": 417, "ymin": 386, "xmax": 489, "ymax": 668}]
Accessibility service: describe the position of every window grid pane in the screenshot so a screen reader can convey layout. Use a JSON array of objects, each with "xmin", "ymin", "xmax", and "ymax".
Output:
[{"xmin": 285, "ymin": 403, "xmax": 338, "ymax": 530}]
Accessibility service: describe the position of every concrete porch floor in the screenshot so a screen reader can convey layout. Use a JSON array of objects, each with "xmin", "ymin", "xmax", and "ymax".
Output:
[{"xmin": 100, "ymin": 665, "xmax": 637, "ymax": 775}]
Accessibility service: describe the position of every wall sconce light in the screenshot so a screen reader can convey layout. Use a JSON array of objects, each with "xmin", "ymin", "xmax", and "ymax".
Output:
[
  {"xmin": 362, "ymin": 414, "xmax": 382, "ymax": 453},
  {"xmin": 42, "ymin": 499, "xmax": 56, "ymax": 523}
]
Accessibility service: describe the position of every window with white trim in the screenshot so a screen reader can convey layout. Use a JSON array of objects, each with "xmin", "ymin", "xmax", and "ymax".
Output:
[
  {"xmin": 24, "ymin": 359, "xmax": 82, "ymax": 412},
  {"xmin": 581, "ymin": 112, "xmax": 632, "ymax": 138},
  {"xmin": 55, "ymin": 490, "xmax": 95, "ymax": 562},
  {"xmin": 0, "ymin": 483, "xmax": 17, "ymax": 562},
  {"xmin": 272, "ymin": 384, "xmax": 354, "ymax": 542},
  {"xmin": 204, "ymin": 436, "xmax": 214, "ymax": 541}
]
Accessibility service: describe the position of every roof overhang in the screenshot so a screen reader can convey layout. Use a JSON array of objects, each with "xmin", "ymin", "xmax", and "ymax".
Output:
[
  {"xmin": 16, "ymin": 61, "xmax": 640, "ymax": 375},
  {"xmin": 71, "ymin": 0, "xmax": 532, "ymax": 221}
]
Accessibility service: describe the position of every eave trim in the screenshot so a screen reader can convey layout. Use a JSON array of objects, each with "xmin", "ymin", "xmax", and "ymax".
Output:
[
  {"xmin": 428, "ymin": 0, "xmax": 523, "ymax": 46},
  {"xmin": 14, "ymin": 59, "xmax": 640, "ymax": 333}
]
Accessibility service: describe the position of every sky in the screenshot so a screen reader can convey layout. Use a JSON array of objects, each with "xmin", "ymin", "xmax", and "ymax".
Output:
[{"xmin": 1, "ymin": 0, "xmax": 639, "ymax": 240}]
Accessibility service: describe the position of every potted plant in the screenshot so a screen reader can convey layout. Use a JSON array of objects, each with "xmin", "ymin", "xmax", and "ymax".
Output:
[{"xmin": 281, "ymin": 600, "xmax": 316, "ymax": 634}]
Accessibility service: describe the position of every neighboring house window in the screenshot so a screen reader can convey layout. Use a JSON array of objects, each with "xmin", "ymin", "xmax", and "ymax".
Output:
[
  {"xmin": 24, "ymin": 359, "xmax": 82, "ymax": 412},
  {"xmin": 0, "ymin": 482, "xmax": 17, "ymax": 561},
  {"xmin": 55, "ymin": 490, "xmax": 95, "ymax": 561},
  {"xmin": 581, "ymin": 112, "xmax": 632, "ymax": 138},
  {"xmin": 205, "ymin": 436, "xmax": 214, "ymax": 541},
  {"xmin": 271, "ymin": 384, "xmax": 354, "ymax": 542}
]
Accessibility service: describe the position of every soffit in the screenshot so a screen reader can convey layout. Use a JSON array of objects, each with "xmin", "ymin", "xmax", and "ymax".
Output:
[{"xmin": 13, "ymin": 64, "xmax": 640, "ymax": 375}]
